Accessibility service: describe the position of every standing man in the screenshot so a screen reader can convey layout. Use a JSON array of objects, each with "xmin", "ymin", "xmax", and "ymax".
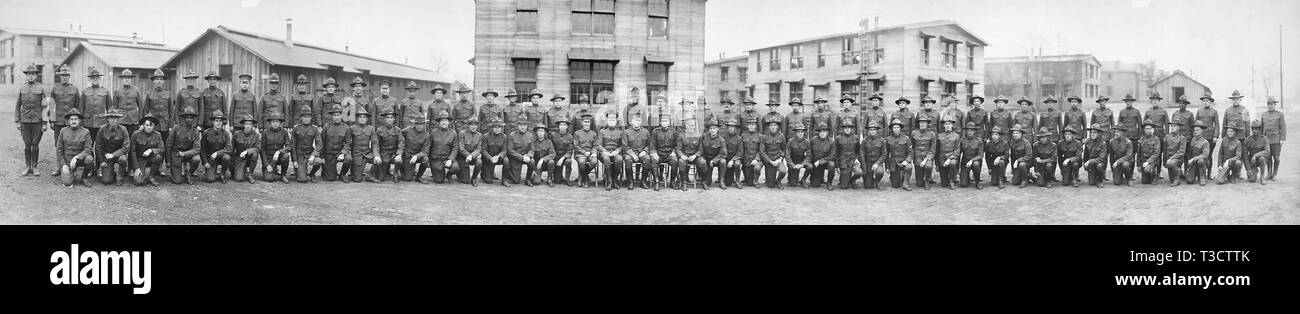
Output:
[
  {"xmin": 958, "ymin": 122, "xmax": 985, "ymax": 189},
  {"xmin": 478, "ymin": 88, "xmax": 502, "ymax": 133},
  {"xmin": 568, "ymin": 95, "xmax": 594, "ymax": 132},
  {"xmin": 1031, "ymin": 127, "xmax": 1058, "ymax": 188},
  {"xmin": 95, "ymin": 109, "xmax": 131, "ymax": 185},
  {"xmin": 502, "ymin": 89, "xmax": 526, "ymax": 129},
  {"xmin": 546, "ymin": 94, "xmax": 573, "ymax": 136},
  {"xmin": 452, "ymin": 84, "xmax": 476, "ymax": 132},
  {"xmin": 259, "ymin": 73, "xmax": 286, "ymax": 130},
  {"xmin": 1260, "ymin": 96, "xmax": 1285, "ymax": 180},
  {"xmin": 916, "ymin": 95, "xmax": 940, "ymax": 133},
  {"xmin": 1013, "ymin": 96, "xmax": 1037, "ymax": 139},
  {"xmin": 230, "ymin": 113, "xmax": 261, "ymax": 184},
  {"xmin": 1038, "ymin": 96, "xmax": 1062, "ymax": 142},
  {"xmin": 199, "ymin": 110, "xmax": 233, "ymax": 183},
  {"xmin": 313, "ymin": 78, "xmax": 343, "ymax": 127},
  {"xmin": 884, "ymin": 118, "xmax": 913, "ymax": 191},
  {"xmin": 984, "ymin": 126, "xmax": 1011, "ymax": 189},
  {"xmin": 82, "ymin": 68, "xmax": 111, "ymax": 155},
  {"xmin": 761, "ymin": 98, "xmax": 785, "ymax": 139},
  {"xmin": 525, "ymin": 89, "xmax": 549, "ymax": 127},
  {"xmin": 966, "ymin": 95, "xmax": 990, "ymax": 140},
  {"xmin": 1195, "ymin": 92, "xmax": 1220, "ymax": 157},
  {"xmin": 858, "ymin": 92, "xmax": 888, "ymax": 139},
  {"xmin": 940, "ymin": 95, "xmax": 965, "ymax": 131},
  {"xmin": 167, "ymin": 106, "xmax": 203, "ymax": 185},
  {"xmin": 371, "ymin": 81, "xmax": 400, "ymax": 128},
  {"xmin": 131, "ymin": 113, "xmax": 165, "ymax": 186},
  {"xmin": 989, "ymin": 95, "xmax": 1014, "ymax": 142},
  {"xmin": 400, "ymin": 82, "xmax": 425, "ymax": 130},
  {"xmin": 341, "ymin": 77, "xmax": 368, "ymax": 125},
  {"xmin": 1062, "ymin": 96, "xmax": 1087, "ymax": 138},
  {"xmin": 739, "ymin": 97, "xmax": 762, "ymax": 131},
  {"xmin": 1082, "ymin": 124, "xmax": 1110, "ymax": 188},
  {"xmin": 785, "ymin": 98, "xmax": 809, "ymax": 141},
  {"xmin": 199, "ymin": 71, "xmax": 225, "ymax": 130},
  {"xmin": 175, "ymin": 71, "xmax": 201, "ymax": 131},
  {"xmin": 230, "ymin": 74, "xmax": 259, "ymax": 132},
  {"xmin": 1109, "ymin": 125, "xmax": 1136, "ymax": 186},
  {"xmin": 1146, "ymin": 92, "xmax": 1170, "ymax": 138},
  {"xmin": 1171, "ymin": 95, "xmax": 1196, "ymax": 138},
  {"xmin": 15, "ymin": 64, "xmax": 46, "ymax": 176},
  {"xmin": 143, "ymin": 69, "xmax": 173, "ymax": 164},
  {"xmin": 1116, "ymin": 94, "xmax": 1143, "ymax": 179},
  {"xmin": 890, "ymin": 96, "xmax": 916, "ymax": 136},
  {"xmin": 114, "ymin": 70, "xmax": 143, "ymax": 135},
  {"xmin": 320, "ymin": 104, "xmax": 353, "ymax": 182},
  {"xmin": 48, "ymin": 65, "xmax": 81, "ymax": 176},
  {"xmin": 712, "ymin": 97, "xmax": 741, "ymax": 130},
  {"xmin": 287, "ymin": 75, "xmax": 316, "ymax": 127},
  {"xmin": 1214, "ymin": 122, "xmax": 1245, "ymax": 184}
]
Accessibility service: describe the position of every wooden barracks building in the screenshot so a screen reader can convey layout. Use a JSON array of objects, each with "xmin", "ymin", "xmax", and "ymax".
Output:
[
  {"xmin": 471, "ymin": 0, "xmax": 707, "ymax": 124},
  {"xmin": 1, "ymin": 26, "xmax": 165, "ymax": 93}
]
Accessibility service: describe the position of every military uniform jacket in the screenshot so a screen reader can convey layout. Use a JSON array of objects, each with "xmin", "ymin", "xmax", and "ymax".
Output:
[
  {"xmin": 1187, "ymin": 136, "xmax": 1210, "ymax": 162},
  {"xmin": 597, "ymin": 127, "xmax": 624, "ymax": 155},
  {"xmin": 700, "ymin": 133, "xmax": 727, "ymax": 160},
  {"xmin": 1090, "ymin": 107, "xmax": 1115, "ymax": 131},
  {"xmin": 990, "ymin": 108, "xmax": 1014, "ymax": 135},
  {"xmin": 113, "ymin": 86, "xmax": 143, "ymax": 125},
  {"xmin": 260, "ymin": 127, "xmax": 292, "ymax": 156},
  {"xmin": 167, "ymin": 123, "xmax": 202, "ymax": 157},
  {"xmin": 260, "ymin": 91, "xmax": 287, "ymax": 126},
  {"xmin": 58, "ymin": 126, "xmax": 94, "ymax": 164},
  {"xmin": 15, "ymin": 82, "xmax": 45, "ymax": 124},
  {"xmin": 860, "ymin": 135, "xmax": 887, "ymax": 166},
  {"xmin": 317, "ymin": 92, "xmax": 346, "ymax": 125},
  {"xmin": 936, "ymin": 131, "xmax": 961, "ymax": 160},
  {"xmin": 1063, "ymin": 108, "xmax": 1086, "ymax": 134},
  {"xmin": 1057, "ymin": 138, "xmax": 1082, "ymax": 164},
  {"xmin": 740, "ymin": 110, "xmax": 763, "ymax": 127},
  {"xmin": 942, "ymin": 107, "xmax": 965, "ymax": 129},
  {"xmin": 83, "ymin": 85, "xmax": 111, "ymax": 129},
  {"xmin": 130, "ymin": 129, "xmax": 165, "ymax": 165},
  {"xmin": 292, "ymin": 123, "xmax": 323, "ymax": 158},
  {"xmin": 144, "ymin": 87, "xmax": 173, "ymax": 129},
  {"xmin": 1108, "ymin": 137, "xmax": 1133, "ymax": 163},
  {"xmin": 918, "ymin": 109, "xmax": 942, "ymax": 133},
  {"xmin": 51, "ymin": 83, "xmax": 81, "ymax": 126},
  {"xmin": 862, "ymin": 107, "xmax": 890, "ymax": 133},
  {"xmin": 525, "ymin": 104, "xmax": 548, "ymax": 126},
  {"xmin": 199, "ymin": 87, "xmax": 225, "ymax": 128},
  {"xmin": 1261, "ymin": 109, "xmax": 1286, "ymax": 144},
  {"xmin": 1223, "ymin": 105, "xmax": 1251, "ymax": 140},
  {"xmin": 177, "ymin": 87, "xmax": 202, "ymax": 122},
  {"xmin": 1013, "ymin": 110, "xmax": 1037, "ymax": 138},
  {"xmin": 1118, "ymin": 107, "xmax": 1143, "ymax": 139},
  {"xmin": 371, "ymin": 96, "xmax": 400, "ymax": 127},
  {"xmin": 1217, "ymin": 135, "xmax": 1243, "ymax": 163},
  {"xmin": 1083, "ymin": 137, "xmax": 1108, "ymax": 165},
  {"xmin": 478, "ymin": 103, "xmax": 504, "ymax": 131},
  {"xmin": 758, "ymin": 131, "xmax": 786, "ymax": 162},
  {"xmin": 810, "ymin": 136, "xmax": 835, "ymax": 164},
  {"xmin": 787, "ymin": 136, "xmax": 810, "ymax": 163},
  {"xmin": 740, "ymin": 131, "xmax": 763, "ymax": 161},
  {"xmin": 506, "ymin": 130, "xmax": 533, "ymax": 160},
  {"xmin": 1032, "ymin": 140, "xmax": 1057, "ymax": 163},
  {"xmin": 910, "ymin": 129, "xmax": 937, "ymax": 163},
  {"xmin": 482, "ymin": 132, "xmax": 508, "ymax": 157},
  {"xmin": 348, "ymin": 124, "xmax": 376, "ymax": 159},
  {"xmin": 763, "ymin": 112, "xmax": 785, "ymax": 137},
  {"xmin": 1243, "ymin": 135, "xmax": 1270, "ymax": 164},
  {"xmin": 407, "ymin": 127, "xmax": 436, "ymax": 159},
  {"xmin": 453, "ymin": 100, "xmax": 476, "ymax": 127},
  {"xmin": 232, "ymin": 129, "xmax": 261, "ymax": 157},
  {"xmin": 96, "ymin": 124, "xmax": 131, "ymax": 158},
  {"xmin": 230, "ymin": 90, "xmax": 259, "ymax": 124},
  {"xmin": 291, "ymin": 92, "xmax": 320, "ymax": 125},
  {"xmin": 785, "ymin": 112, "xmax": 810, "ymax": 140},
  {"xmin": 622, "ymin": 127, "xmax": 652, "ymax": 155},
  {"xmin": 400, "ymin": 97, "xmax": 425, "ymax": 128},
  {"xmin": 341, "ymin": 93, "xmax": 367, "ymax": 124},
  {"xmin": 457, "ymin": 129, "xmax": 483, "ymax": 159},
  {"xmin": 1009, "ymin": 138, "xmax": 1033, "ymax": 163},
  {"xmin": 811, "ymin": 109, "xmax": 837, "ymax": 135},
  {"xmin": 1163, "ymin": 133, "xmax": 1187, "ymax": 162},
  {"xmin": 1171, "ymin": 109, "xmax": 1196, "ymax": 138},
  {"xmin": 1038, "ymin": 109, "xmax": 1061, "ymax": 139},
  {"xmin": 966, "ymin": 107, "xmax": 990, "ymax": 138},
  {"xmin": 572, "ymin": 129, "xmax": 598, "ymax": 156},
  {"xmin": 834, "ymin": 133, "xmax": 859, "ymax": 164},
  {"xmin": 568, "ymin": 107, "xmax": 593, "ymax": 131},
  {"xmin": 427, "ymin": 127, "xmax": 456, "ymax": 158},
  {"xmin": 984, "ymin": 137, "xmax": 1010, "ymax": 160},
  {"xmin": 528, "ymin": 137, "xmax": 556, "ymax": 159},
  {"xmin": 1146, "ymin": 106, "xmax": 1169, "ymax": 137},
  {"xmin": 960, "ymin": 135, "xmax": 985, "ymax": 163},
  {"xmin": 1137, "ymin": 135, "xmax": 1162, "ymax": 166},
  {"xmin": 373, "ymin": 124, "xmax": 402, "ymax": 157},
  {"xmin": 884, "ymin": 134, "xmax": 912, "ymax": 167},
  {"xmin": 551, "ymin": 132, "xmax": 576, "ymax": 157},
  {"xmin": 322, "ymin": 122, "xmax": 351, "ymax": 155},
  {"xmin": 722, "ymin": 132, "xmax": 743, "ymax": 161},
  {"xmin": 891, "ymin": 109, "xmax": 919, "ymax": 135},
  {"xmin": 502, "ymin": 104, "xmax": 526, "ymax": 127},
  {"xmin": 1196, "ymin": 106, "xmax": 1219, "ymax": 140},
  {"xmin": 651, "ymin": 127, "xmax": 680, "ymax": 156},
  {"xmin": 546, "ymin": 107, "xmax": 573, "ymax": 132},
  {"xmin": 200, "ymin": 127, "xmax": 233, "ymax": 162}
]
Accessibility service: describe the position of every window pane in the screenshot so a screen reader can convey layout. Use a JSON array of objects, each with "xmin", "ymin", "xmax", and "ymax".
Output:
[
  {"xmin": 572, "ymin": 13, "xmax": 591, "ymax": 34},
  {"xmin": 570, "ymin": 61, "xmax": 592, "ymax": 82},
  {"xmin": 593, "ymin": 13, "xmax": 615, "ymax": 35},
  {"xmin": 593, "ymin": 83, "xmax": 614, "ymax": 104},
  {"xmin": 720, "ymin": 67, "xmax": 729, "ymax": 81},
  {"xmin": 593, "ymin": 0, "xmax": 615, "ymax": 13},
  {"xmin": 647, "ymin": 85, "xmax": 668, "ymax": 105},
  {"xmin": 738, "ymin": 67, "xmax": 747, "ymax": 83},
  {"xmin": 592, "ymin": 61, "xmax": 614, "ymax": 82},
  {"xmin": 572, "ymin": 0, "xmax": 591, "ymax": 11},
  {"xmin": 516, "ymin": 11, "xmax": 538, "ymax": 33},
  {"xmin": 649, "ymin": 0, "xmax": 668, "ymax": 16},
  {"xmin": 647, "ymin": 63, "xmax": 668, "ymax": 84},
  {"xmin": 570, "ymin": 83, "xmax": 592, "ymax": 105},
  {"xmin": 649, "ymin": 17, "xmax": 669, "ymax": 38},
  {"xmin": 514, "ymin": 82, "xmax": 537, "ymax": 96},
  {"xmin": 513, "ymin": 59, "xmax": 538, "ymax": 81},
  {"xmin": 517, "ymin": 0, "xmax": 538, "ymax": 10}
]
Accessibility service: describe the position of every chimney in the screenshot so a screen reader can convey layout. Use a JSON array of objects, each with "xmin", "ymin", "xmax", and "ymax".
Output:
[
  {"xmin": 78, "ymin": 25, "xmax": 82, "ymax": 34},
  {"xmin": 131, "ymin": 32, "xmax": 138, "ymax": 44},
  {"xmin": 284, "ymin": 18, "xmax": 294, "ymax": 48},
  {"xmin": 69, "ymin": 23, "xmax": 74, "ymax": 34},
  {"xmin": 874, "ymin": 16, "xmax": 880, "ymax": 30}
]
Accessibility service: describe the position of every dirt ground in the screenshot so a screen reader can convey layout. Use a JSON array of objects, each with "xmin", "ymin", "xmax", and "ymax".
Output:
[{"xmin": 2, "ymin": 96, "xmax": 1297, "ymax": 224}]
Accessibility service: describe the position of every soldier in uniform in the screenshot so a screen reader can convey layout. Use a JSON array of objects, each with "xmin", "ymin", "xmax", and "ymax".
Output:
[
  {"xmin": 1195, "ymin": 92, "xmax": 1220, "ymax": 159},
  {"xmin": 916, "ymin": 95, "xmax": 941, "ymax": 134},
  {"xmin": 711, "ymin": 97, "xmax": 741, "ymax": 129},
  {"xmin": 452, "ymin": 84, "xmax": 476, "ymax": 132},
  {"xmin": 1057, "ymin": 125, "xmax": 1084, "ymax": 188},
  {"xmin": 230, "ymin": 113, "xmax": 261, "ymax": 184},
  {"xmin": 681, "ymin": 117, "xmax": 715, "ymax": 190},
  {"xmin": 809, "ymin": 96, "xmax": 837, "ymax": 136},
  {"xmin": 1116, "ymin": 94, "xmax": 1142, "ymax": 179},
  {"xmin": 260, "ymin": 111, "xmax": 293, "ymax": 183},
  {"xmin": 289, "ymin": 75, "xmax": 319, "ymax": 127},
  {"xmin": 426, "ymin": 110, "xmax": 458, "ymax": 184},
  {"xmin": 480, "ymin": 116, "xmax": 511, "ymax": 186},
  {"xmin": 597, "ymin": 112, "xmax": 625, "ymax": 190},
  {"xmin": 885, "ymin": 118, "xmax": 913, "ymax": 191},
  {"xmin": 550, "ymin": 119, "xmax": 577, "ymax": 186},
  {"xmin": 958, "ymin": 122, "xmax": 985, "ymax": 189},
  {"xmin": 400, "ymin": 82, "xmax": 425, "ymax": 130},
  {"xmin": 940, "ymin": 95, "xmax": 965, "ymax": 131},
  {"xmin": 48, "ymin": 65, "xmax": 81, "ymax": 176},
  {"xmin": 650, "ymin": 114, "xmax": 681, "ymax": 191},
  {"xmin": 456, "ymin": 116, "xmax": 484, "ymax": 186},
  {"xmin": 1214, "ymin": 121, "xmax": 1245, "ymax": 185},
  {"xmin": 142, "ymin": 70, "xmax": 173, "ymax": 162},
  {"xmin": 1136, "ymin": 119, "xmax": 1163, "ymax": 184},
  {"xmin": 989, "ymin": 96, "xmax": 1014, "ymax": 142},
  {"xmin": 403, "ymin": 111, "xmax": 436, "ymax": 184},
  {"xmin": 984, "ymin": 126, "xmax": 1011, "ymax": 189},
  {"xmin": 1030, "ymin": 127, "xmax": 1058, "ymax": 188},
  {"xmin": 502, "ymin": 89, "xmax": 526, "ymax": 129},
  {"xmin": 860, "ymin": 120, "xmax": 888, "ymax": 190},
  {"xmin": 199, "ymin": 110, "xmax": 233, "ymax": 183},
  {"xmin": 1260, "ymin": 96, "xmax": 1285, "ymax": 180},
  {"xmin": 1146, "ymin": 92, "xmax": 1170, "ymax": 138},
  {"xmin": 525, "ymin": 89, "xmax": 549, "ymax": 127},
  {"xmin": 935, "ymin": 116, "xmax": 962, "ymax": 189},
  {"xmin": 340, "ymin": 77, "xmax": 369, "ymax": 125},
  {"xmin": 1242, "ymin": 120, "xmax": 1271, "ymax": 185},
  {"xmin": 57, "ymin": 109, "xmax": 94, "ymax": 187},
  {"xmin": 478, "ymin": 88, "xmax": 502, "ymax": 134},
  {"xmin": 228, "ymin": 74, "xmax": 258, "ymax": 132},
  {"xmin": 112, "ymin": 70, "xmax": 143, "ymax": 135},
  {"xmin": 966, "ymin": 95, "xmax": 990, "ymax": 140},
  {"xmin": 131, "ymin": 113, "xmax": 165, "ymax": 186},
  {"xmin": 738, "ymin": 116, "xmax": 764, "ymax": 188},
  {"xmin": 833, "ymin": 116, "xmax": 863, "ymax": 190},
  {"xmin": 167, "ymin": 106, "xmax": 203, "ymax": 185},
  {"xmin": 526, "ymin": 122, "xmax": 557, "ymax": 187},
  {"xmin": 1062, "ymin": 96, "xmax": 1087, "ymax": 138},
  {"xmin": 808, "ymin": 121, "xmax": 836, "ymax": 189},
  {"xmin": 1162, "ymin": 121, "xmax": 1188, "ymax": 186},
  {"xmin": 890, "ymin": 96, "xmax": 916, "ymax": 136},
  {"xmin": 910, "ymin": 116, "xmax": 937, "ymax": 189},
  {"xmin": 568, "ymin": 95, "xmax": 594, "ymax": 132},
  {"xmin": 785, "ymin": 122, "xmax": 811, "ymax": 188},
  {"xmin": 1185, "ymin": 121, "xmax": 1212, "ymax": 186},
  {"xmin": 1008, "ymin": 124, "xmax": 1034, "ymax": 188},
  {"xmin": 289, "ymin": 106, "xmax": 323, "ymax": 183},
  {"xmin": 320, "ymin": 104, "xmax": 352, "ymax": 182},
  {"xmin": 505, "ymin": 117, "xmax": 534, "ymax": 186},
  {"xmin": 345, "ymin": 106, "xmax": 376, "ymax": 183},
  {"xmin": 15, "ymin": 64, "xmax": 46, "ymax": 176},
  {"xmin": 622, "ymin": 115, "xmax": 654, "ymax": 189},
  {"xmin": 1170, "ymin": 95, "xmax": 1196, "ymax": 138},
  {"xmin": 1109, "ymin": 125, "xmax": 1136, "ymax": 186},
  {"xmin": 721, "ymin": 117, "xmax": 745, "ymax": 189},
  {"xmin": 762, "ymin": 98, "xmax": 785, "ymax": 140},
  {"xmin": 95, "ymin": 109, "xmax": 131, "ymax": 185},
  {"xmin": 313, "ymin": 78, "xmax": 344, "ymax": 127},
  {"xmin": 739, "ymin": 97, "xmax": 762, "ymax": 131},
  {"xmin": 759, "ymin": 115, "xmax": 788, "ymax": 189},
  {"xmin": 259, "ymin": 73, "xmax": 286, "ymax": 130},
  {"xmin": 571, "ymin": 114, "xmax": 600, "ymax": 187},
  {"xmin": 1013, "ymin": 96, "xmax": 1037, "ymax": 139},
  {"xmin": 858, "ymin": 92, "xmax": 888, "ymax": 139},
  {"xmin": 1038, "ymin": 96, "xmax": 1062, "ymax": 142},
  {"xmin": 172, "ymin": 70, "xmax": 200, "ymax": 137},
  {"xmin": 372, "ymin": 81, "xmax": 400, "ymax": 128},
  {"xmin": 82, "ymin": 68, "xmax": 111, "ymax": 156},
  {"xmin": 546, "ymin": 94, "xmax": 573, "ymax": 136},
  {"xmin": 371, "ymin": 108, "xmax": 404, "ymax": 183},
  {"xmin": 785, "ymin": 98, "xmax": 809, "ymax": 141},
  {"xmin": 1081, "ymin": 123, "xmax": 1110, "ymax": 188},
  {"xmin": 199, "ymin": 71, "xmax": 225, "ymax": 130}
]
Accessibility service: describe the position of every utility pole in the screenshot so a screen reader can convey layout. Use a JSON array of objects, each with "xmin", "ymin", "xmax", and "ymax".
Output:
[{"xmin": 1281, "ymin": 24, "xmax": 1285, "ymax": 108}]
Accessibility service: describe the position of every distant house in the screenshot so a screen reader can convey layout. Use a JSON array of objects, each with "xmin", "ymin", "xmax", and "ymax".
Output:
[
  {"xmin": 1148, "ymin": 70, "xmax": 1210, "ymax": 103},
  {"xmin": 1099, "ymin": 60, "xmax": 1165, "ymax": 103},
  {"xmin": 703, "ymin": 54, "xmax": 749, "ymax": 106},
  {"xmin": 1, "ymin": 26, "xmax": 162, "ymax": 92},
  {"xmin": 59, "ymin": 41, "xmax": 179, "ymax": 89},
  {"xmin": 984, "ymin": 54, "xmax": 1101, "ymax": 110}
]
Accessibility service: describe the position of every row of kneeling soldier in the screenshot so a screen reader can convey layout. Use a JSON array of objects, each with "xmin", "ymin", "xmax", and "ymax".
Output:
[{"xmin": 16, "ymin": 62, "xmax": 1286, "ymax": 189}]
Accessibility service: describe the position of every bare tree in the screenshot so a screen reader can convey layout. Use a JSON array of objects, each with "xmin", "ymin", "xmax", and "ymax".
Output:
[
  {"xmin": 1260, "ymin": 67, "xmax": 1279, "ymax": 97},
  {"xmin": 426, "ymin": 51, "xmax": 450, "ymax": 75}
]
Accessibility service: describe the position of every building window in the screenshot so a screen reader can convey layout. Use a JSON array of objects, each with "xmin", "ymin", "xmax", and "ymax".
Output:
[
  {"xmin": 841, "ymin": 38, "xmax": 859, "ymax": 65},
  {"xmin": 646, "ymin": 62, "xmax": 670, "ymax": 100},
  {"xmin": 767, "ymin": 83, "xmax": 781, "ymax": 103},
  {"xmin": 872, "ymin": 48, "xmax": 884, "ymax": 64},
  {"xmin": 516, "ymin": 0, "xmax": 539, "ymax": 34},
  {"xmin": 513, "ymin": 58, "xmax": 539, "ymax": 97},
  {"xmin": 570, "ymin": 60, "xmax": 615, "ymax": 104},
  {"xmin": 1042, "ymin": 84, "xmax": 1056, "ymax": 98},
  {"xmin": 840, "ymin": 81, "xmax": 859, "ymax": 101},
  {"xmin": 648, "ymin": 0, "xmax": 669, "ymax": 38},
  {"xmin": 219, "ymin": 64, "xmax": 233, "ymax": 82},
  {"xmin": 789, "ymin": 81, "xmax": 803, "ymax": 101},
  {"xmin": 920, "ymin": 36, "xmax": 931, "ymax": 66},
  {"xmin": 944, "ymin": 81, "xmax": 958, "ymax": 95},
  {"xmin": 768, "ymin": 48, "xmax": 781, "ymax": 71},
  {"xmin": 62, "ymin": 38, "xmax": 69, "ymax": 49},
  {"xmin": 871, "ymin": 80, "xmax": 883, "ymax": 94},
  {"xmin": 738, "ymin": 67, "xmax": 747, "ymax": 83},
  {"xmin": 942, "ymin": 41, "xmax": 958, "ymax": 68},
  {"xmin": 739, "ymin": 89, "xmax": 749, "ymax": 100},
  {"xmin": 813, "ymin": 85, "xmax": 828, "ymax": 100},
  {"xmin": 573, "ymin": 0, "xmax": 616, "ymax": 35},
  {"xmin": 755, "ymin": 56, "xmax": 762, "ymax": 72},
  {"xmin": 919, "ymin": 81, "xmax": 931, "ymax": 97},
  {"xmin": 817, "ymin": 42, "xmax": 826, "ymax": 68},
  {"xmin": 36, "ymin": 37, "xmax": 43, "ymax": 46},
  {"xmin": 790, "ymin": 45, "xmax": 803, "ymax": 70},
  {"xmin": 967, "ymin": 46, "xmax": 975, "ymax": 71},
  {"xmin": 720, "ymin": 66, "xmax": 729, "ymax": 82},
  {"xmin": 720, "ymin": 90, "xmax": 731, "ymax": 102}
]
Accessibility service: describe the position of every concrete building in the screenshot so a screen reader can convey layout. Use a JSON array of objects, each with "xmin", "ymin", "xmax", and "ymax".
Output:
[
  {"xmin": 471, "ymin": 0, "xmax": 707, "ymax": 125},
  {"xmin": 739, "ymin": 19, "xmax": 988, "ymax": 106},
  {"xmin": 0, "ymin": 26, "xmax": 162, "ymax": 93},
  {"xmin": 984, "ymin": 54, "xmax": 1100, "ymax": 109},
  {"xmin": 703, "ymin": 54, "xmax": 748, "ymax": 105},
  {"xmin": 59, "ymin": 41, "xmax": 179, "ymax": 90},
  {"xmin": 1099, "ymin": 59, "xmax": 1165, "ymax": 100},
  {"xmin": 1148, "ymin": 70, "xmax": 1211, "ymax": 102}
]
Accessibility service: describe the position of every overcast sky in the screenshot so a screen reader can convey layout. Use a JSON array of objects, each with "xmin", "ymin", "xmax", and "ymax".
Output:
[{"xmin": 3, "ymin": 0, "xmax": 1296, "ymax": 101}]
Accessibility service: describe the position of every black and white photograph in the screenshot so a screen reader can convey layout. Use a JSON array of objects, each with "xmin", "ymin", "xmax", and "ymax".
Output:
[{"xmin": 0, "ymin": 0, "xmax": 1296, "ymax": 302}]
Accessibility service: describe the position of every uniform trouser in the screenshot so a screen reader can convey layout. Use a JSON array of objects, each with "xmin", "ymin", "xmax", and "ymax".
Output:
[
  {"xmin": 203, "ymin": 152, "xmax": 231, "ymax": 183},
  {"xmin": 320, "ymin": 152, "xmax": 351, "ymax": 181},
  {"xmin": 863, "ymin": 162, "xmax": 886, "ymax": 188},
  {"xmin": 986, "ymin": 156, "xmax": 1008, "ymax": 186},
  {"xmin": 811, "ymin": 160, "xmax": 835, "ymax": 187},
  {"xmin": 371, "ymin": 153, "xmax": 398, "ymax": 182},
  {"xmin": 135, "ymin": 153, "xmax": 164, "ymax": 185},
  {"xmin": 456, "ymin": 154, "xmax": 481, "ymax": 184},
  {"xmin": 1058, "ymin": 158, "xmax": 1080, "ymax": 185},
  {"xmin": 655, "ymin": 152, "xmax": 678, "ymax": 183},
  {"xmin": 1140, "ymin": 160, "xmax": 1159, "ymax": 184},
  {"xmin": 507, "ymin": 156, "xmax": 529, "ymax": 184},
  {"xmin": 168, "ymin": 152, "xmax": 201, "ymax": 184},
  {"xmin": 261, "ymin": 152, "xmax": 291, "ymax": 181},
  {"xmin": 839, "ymin": 159, "xmax": 864, "ymax": 189},
  {"xmin": 761, "ymin": 157, "xmax": 788, "ymax": 188},
  {"xmin": 65, "ymin": 157, "xmax": 95, "ymax": 183},
  {"xmin": 1269, "ymin": 143, "xmax": 1282, "ymax": 179},
  {"xmin": 1215, "ymin": 159, "xmax": 1242, "ymax": 184},
  {"xmin": 741, "ymin": 157, "xmax": 762, "ymax": 186},
  {"xmin": 623, "ymin": 151, "xmax": 656, "ymax": 183},
  {"xmin": 479, "ymin": 155, "xmax": 507, "ymax": 183},
  {"xmin": 959, "ymin": 158, "xmax": 983, "ymax": 187},
  {"xmin": 1111, "ymin": 160, "xmax": 1134, "ymax": 185},
  {"xmin": 406, "ymin": 155, "xmax": 436, "ymax": 182},
  {"xmin": 348, "ymin": 154, "xmax": 374, "ymax": 182},
  {"xmin": 914, "ymin": 158, "xmax": 934, "ymax": 188},
  {"xmin": 1033, "ymin": 159, "xmax": 1056, "ymax": 187},
  {"xmin": 1185, "ymin": 157, "xmax": 1208, "ymax": 183},
  {"xmin": 551, "ymin": 155, "xmax": 573, "ymax": 183},
  {"xmin": 98, "ymin": 154, "xmax": 129, "ymax": 184},
  {"xmin": 530, "ymin": 154, "xmax": 555, "ymax": 184},
  {"xmin": 889, "ymin": 161, "xmax": 912, "ymax": 188},
  {"xmin": 1164, "ymin": 158, "xmax": 1184, "ymax": 183},
  {"xmin": 1247, "ymin": 153, "xmax": 1270, "ymax": 182},
  {"xmin": 725, "ymin": 158, "xmax": 743, "ymax": 186},
  {"xmin": 20, "ymin": 122, "xmax": 43, "ymax": 170},
  {"xmin": 938, "ymin": 157, "xmax": 959, "ymax": 187},
  {"xmin": 575, "ymin": 154, "xmax": 598, "ymax": 183},
  {"xmin": 294, "ymin": 154, "xmax": 323, "ymax": 183},
  {"xmin": 598, "ymin": 153, "xmax": 623, "ymax": 184},
  {"xmin": 701, "ymin": 156, "xmax": 727, "ymax": 186},
  {"xmin": 1011, "ymin": 157, "xmax": 1033, "ymax": 186},
  {"xmin": 232, "ymin": 152, "xmax": 259, "ymax": 182},
  {"xmin": 1083, "ymin": 159, "xmax": 1106, "ymax": 186},
  {"xmin": 786, "ymin": 159, "xmax": 812, "ymax": 186}
]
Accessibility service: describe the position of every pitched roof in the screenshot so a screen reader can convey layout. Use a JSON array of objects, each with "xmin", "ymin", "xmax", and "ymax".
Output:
[
  {"xmin": 986, "ymin": 54, "xmax": 1099, "ymax": 64},
  {"xmin": 705, "ymin": 54, "xmax": 748, "ymax": 66},
  {"xmin": 1148, "ymin": 70, "xmax": 1209, "ymax": 88},
  {"xmin": 747, "ymin": 20, "xmax": 990, "ymax": 53},
  {"xmin": 162, "ymin": 26, "xmax": 450, "ymax": 83},
  {"xmin": 0, "ymin": 26, "xmax": 164, "ymax": 46},
  {"xmin": 61, "ymin": 41, "xmax": 179, "ymax": 69},
  {"xmin": 1100, "ymin": 60, "xmax": 1144, "ymax": 72}
]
